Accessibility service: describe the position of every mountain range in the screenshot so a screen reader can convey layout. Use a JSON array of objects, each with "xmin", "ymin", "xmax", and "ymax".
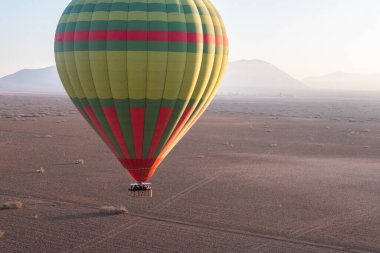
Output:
[
  {"xmin": 1, "ymin": 60, "xmax": 378, "ymax": 94},
  {"xmin": 220, "ymin": 59, "xmax": 307, "ymax": 94},
  {"xmin": 0, "ymin": 60, "xmax": 307, "ymax": 94},
  {"xmin": 0, "ymin": 66, "xmax": 64, "ymax": 93},
  {"xmin": 303, "ymin": 72, "xmax": 380, "ymax": 91}
]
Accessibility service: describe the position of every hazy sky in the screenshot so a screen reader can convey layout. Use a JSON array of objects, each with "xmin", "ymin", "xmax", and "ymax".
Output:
[{"xmin": 0, "ymin": 0, "xmax": 379, "ymax": 79}]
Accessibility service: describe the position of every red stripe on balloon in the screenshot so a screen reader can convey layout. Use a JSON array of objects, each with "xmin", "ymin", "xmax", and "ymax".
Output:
[
  {"xmin": 162, "ymin": 107, "xmax": 194, "ymax": 154},
  {"xmin": 190, "ymin": 105, "xmax": 207, "ymax": 126},
  {"xmin": 172, "ymin": 107, "xmax": 194, "ymax": 137},
  {"xmin": 75, "ymin": 106, "xmax": 92, "ymax": 124},
  {"xmin": 84, "ymin": 106, "xmax": 120, "ymax": 157},
  {"xmin": 215, "ymin": 34, "xmax": 228, "ymax": 46},
  {"xmin": 203, "ymin": 34, "xmax": 228, "ymax": 46},
  {"xmin": 163, "ymin": 105, "xmax": 207, "ymax": 156},
  {"xmin": 102, "ymin": 107, "xmax": 130, "ymax": 159},
  {"xmin": 130, "ymin": 107, "xmax": 145, "ymax": 159},
  {"xmin": 181, "ymin": 105, "xmax": 207, "ymax": 137},
  {"xmin": 119, "ymin": 158, "xmax": 156, "ymax": 169},
  {"xmin": 55, "ymin": 30, "xmax": 227, "ymax": 45},
  {"xmin": 119, "ymin": 158, "xmax": 160, "ymax": 182},
  {"xmin": 147, "ymin": 107, "xmax": 174, "ymax": 158}
]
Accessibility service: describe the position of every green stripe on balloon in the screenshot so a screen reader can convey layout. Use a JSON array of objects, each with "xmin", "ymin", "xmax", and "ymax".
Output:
[
  {"xmin": 64, "ymin": 2, "xmax": 210, "ymax": 16},
  {"xmin": 153, "ymin": 99, "xmax": 187, "ymax": 158},
  {"xmin": 57, "ymin": 21, "xmax": 219, "ymax": 34},
  {"xmin": 75, "ymin": 98, "xmax": 195, "ymax": 108},
  {"xmin": 142, "ymin": 100, "xmax": 161, "ymax": 158},
  {"xmin": 55, "ymin": 41, "xmax": 225, "ymax": 54},
  {"xmin": 73, "ymin": 98, "xmax": 198, "ymax": 159},
  {"xmin": 112, "ymin": 100, "xmax": 136, "ymax": 158},
  {"xmin": 71, "ymin": 98, "xmax": 116, "ymax": 155},
  {"xmin": 88, "ymin": 99, "xmax": 124, "ymax": 158}
]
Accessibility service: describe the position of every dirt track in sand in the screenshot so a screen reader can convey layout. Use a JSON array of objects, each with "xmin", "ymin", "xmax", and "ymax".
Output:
[{"xmin": 1, "ymin": 94, "xmax": 380, "ymax": 252}]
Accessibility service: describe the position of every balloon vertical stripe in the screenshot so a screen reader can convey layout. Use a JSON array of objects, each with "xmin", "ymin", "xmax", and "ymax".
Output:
[
  {"xmin": 130, "ymin": 107, "xmax": 145, "ymax": 159},
  {"xmin": 84, "ymin": 106, "xmax": 120, "ymax": 157},
  {"xmin": 148, "ymin": 107, "xmax": 174, "ymax": 158},
  {"xmin": 102, "ymin": 107, "xmax": 131, "ymax": 159}
]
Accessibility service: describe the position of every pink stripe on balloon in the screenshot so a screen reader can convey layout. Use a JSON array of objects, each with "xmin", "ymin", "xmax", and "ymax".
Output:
[{"xmin": 55, "ymin": 30, "xmax": 227, "ymax": 45}]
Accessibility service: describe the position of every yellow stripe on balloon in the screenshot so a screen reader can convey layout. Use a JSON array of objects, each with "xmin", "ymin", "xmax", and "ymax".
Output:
[
  {"xmin": 62, "ymin": 11, "xmax": 214, "ymax": 25},
  {"xmin": 57, "ymin": 51, "xmax": 209, "ymax": 100}
]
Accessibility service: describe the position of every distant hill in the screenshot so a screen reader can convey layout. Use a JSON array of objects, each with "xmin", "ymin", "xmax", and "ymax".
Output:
[
  {"xmin": 0, "ymin": 66, "xmax": 64, "ymax": 93},
  {"xmin": 219, "ymin": 59, "xmax": 307, "ymax": 94},
  {"xmin": 304, "ymin": 72, "xmax": 380, "ymax": 91}
]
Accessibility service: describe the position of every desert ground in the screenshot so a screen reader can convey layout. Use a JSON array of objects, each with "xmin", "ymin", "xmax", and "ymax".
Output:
[{"xmin": 1, "ymin": 92, "xmax": 380, "ymax": 252}]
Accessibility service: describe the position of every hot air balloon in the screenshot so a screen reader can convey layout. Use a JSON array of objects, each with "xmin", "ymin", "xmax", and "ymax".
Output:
[{"xmin": 54, "ymin": 0, "xmax": 228, "ymax": 194}]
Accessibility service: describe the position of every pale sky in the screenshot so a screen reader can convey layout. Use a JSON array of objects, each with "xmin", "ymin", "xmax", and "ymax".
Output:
[{"xmin": 0, "ymin": 0, "xmax": 379, "ymax": 79}]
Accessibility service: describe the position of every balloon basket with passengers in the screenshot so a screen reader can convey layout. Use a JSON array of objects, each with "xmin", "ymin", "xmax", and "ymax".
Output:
[
  {"xmin": 128, "ymin": 183, "xmax": 153, "ymax": 197},
  {"xmin": 54, "ymin": 0, "xmax": 228, "ymax": 197}
]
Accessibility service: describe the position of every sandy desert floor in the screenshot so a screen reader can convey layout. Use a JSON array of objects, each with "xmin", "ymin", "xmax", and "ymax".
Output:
[{"xmin": 1, "ymin": 93, "xmax": 380, "ymax": 252}]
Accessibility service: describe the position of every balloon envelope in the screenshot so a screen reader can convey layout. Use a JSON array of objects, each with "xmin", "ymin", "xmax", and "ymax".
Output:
[{"xmin": 54, "ymin": 0, "xmax": 228, "ymax": 182}]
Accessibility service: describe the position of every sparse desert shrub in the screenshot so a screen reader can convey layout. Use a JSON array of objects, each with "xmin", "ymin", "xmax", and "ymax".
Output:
[
  {"xmin": 0, "ymin": 201, "xmax": 23, "ymax": 210},
  {"xmin": 99, "ymin": 206, "xmax": 128, "ymax": 215}
]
